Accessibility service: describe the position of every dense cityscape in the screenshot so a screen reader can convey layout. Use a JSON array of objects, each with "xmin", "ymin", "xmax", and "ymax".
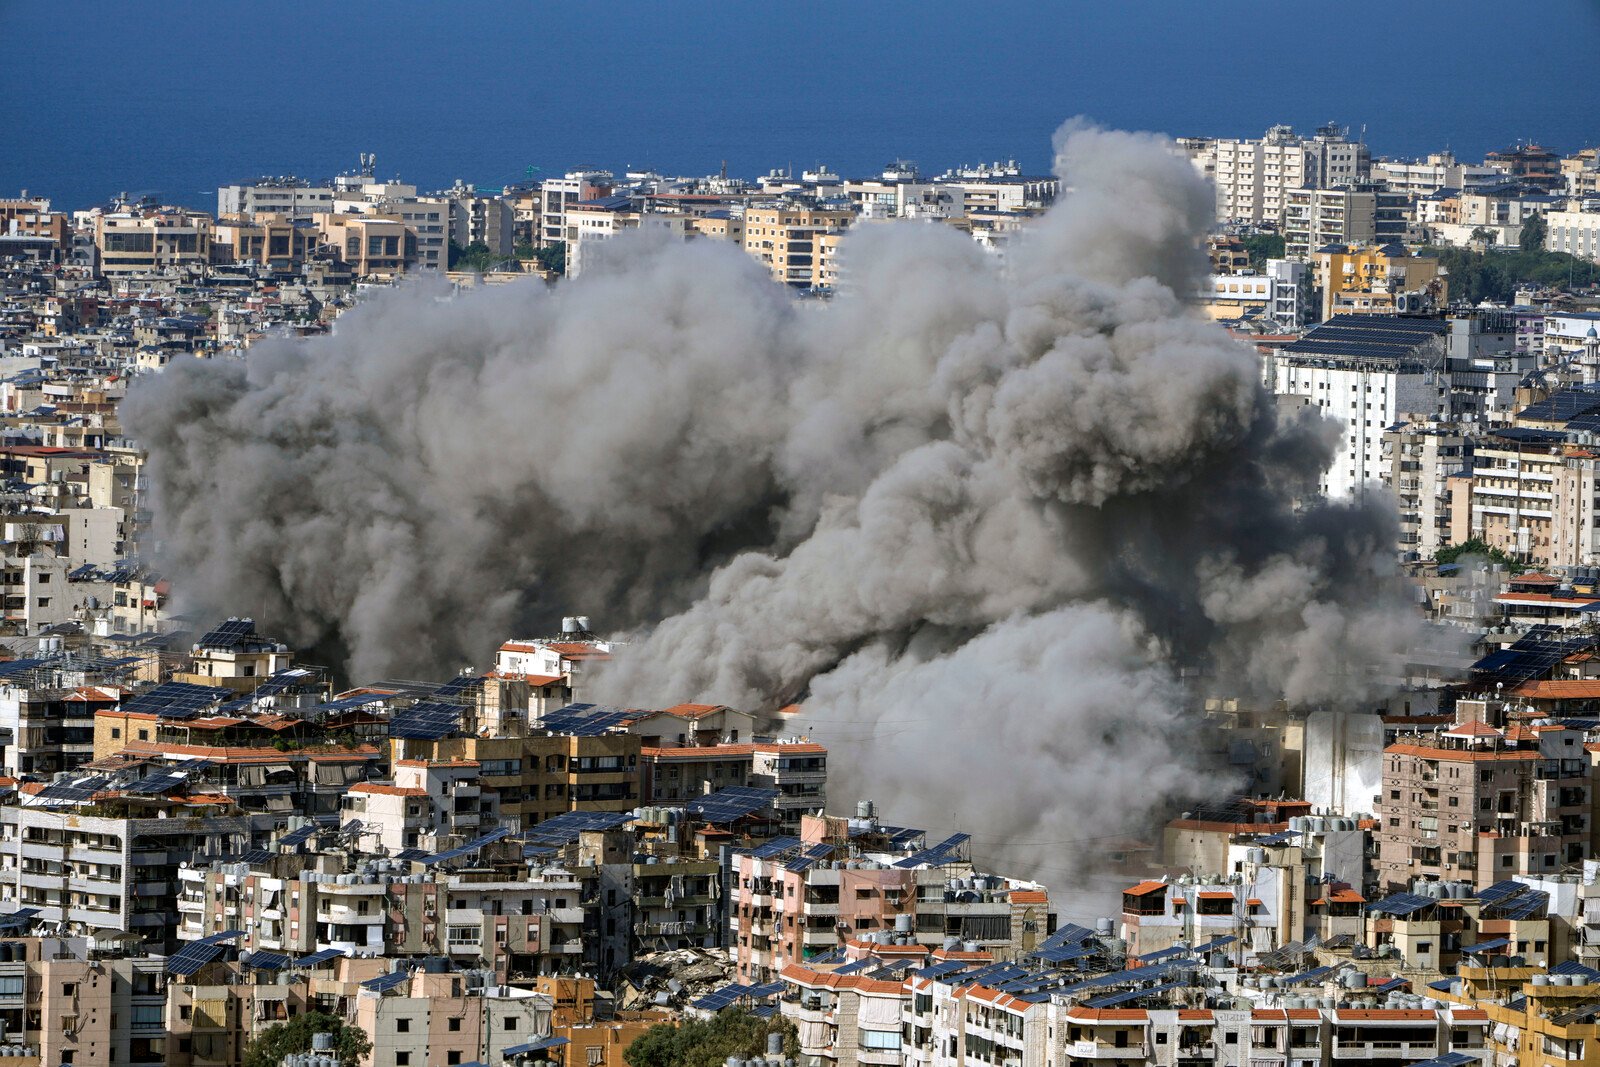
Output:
[{"xmin": 7, "ymin": 115, "xmax": 1600, "ymax": 1067}]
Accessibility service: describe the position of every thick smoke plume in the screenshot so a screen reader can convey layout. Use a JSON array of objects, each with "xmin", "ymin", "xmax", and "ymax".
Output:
[{"xmin": 126, "ymin": 121, "xmax": 1424, "ymax": 878}]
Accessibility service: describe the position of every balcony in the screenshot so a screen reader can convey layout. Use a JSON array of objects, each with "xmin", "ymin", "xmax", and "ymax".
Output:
[{"xmin": 1070, "ymin": 1041, "xmax": 1146, "ymax": 1059}]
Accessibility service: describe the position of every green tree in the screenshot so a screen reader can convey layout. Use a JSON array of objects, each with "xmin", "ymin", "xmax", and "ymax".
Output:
[
  {"xmin": 448, "ymin": 240, "xmax": 496, "ymax": 273},
  {"xmin": 624, "ymin": 1011, "xmax": 796, "ymax": 1067},
  {"xmin": 535, "ymin": 242, "xmax": 566, "ymax": 275},
  {"xmin": 1469, "ymin": 226, "xmax": 1498, "ymax": 247},
  {"xmin": 1520, "ymin": 212, "xmax": 1548, "ymax": 252},
  {"xmin": 1422, "ymin": 245, "xmax": 1600, "ymax": 305},
  {"xmin": 1434, "ymin": 538, "xmax": 1524, "ymax": 573},
  {"xmin": 1241, "ymin": 232, "xmax": 1285, "ymax": 271},
  {"xmin": 243, "ymin": 1012, "xmax": 371, "ymax": 1067}
]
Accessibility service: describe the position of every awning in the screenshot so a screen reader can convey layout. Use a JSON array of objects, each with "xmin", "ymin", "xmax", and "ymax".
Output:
[{"xmin": 505, "ymin": 1036, "xmax": 570, "ymax": 1055}]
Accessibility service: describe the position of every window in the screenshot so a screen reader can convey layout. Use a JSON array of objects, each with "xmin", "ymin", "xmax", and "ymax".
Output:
[
  {"xmin": 1417, "ymin": 942, "xmax": 1433, "ymax": 955},
  {"xmin": 396, "ymin": 1055, "xmax": 410, "ymax": 1066},
  {"xmin": 396, "ymin": 1019, "xmax": 410, "ymax": 1033},
  {"xmin": 588, "ymin": 1050, "xmax": 604, "ymax": 1067},
  {"xmin": 505, "ymin": 1018, "xmax": 518, "ymax": 1031},
  {"xmin": 448, "ymin": 1054, "xmax": 462, "ymax": 1066},
  {"xmin": 111, "ymin": 728, "xmax": 121, "ymax": 739},
  {"xmin": 1225, "ymin": 1032, "xmax": 1238, "ymax": 1045},
  {"xmin": 61, "ymin": 983, "xmax": 76, "ymax": 997},
  {"xmin": 860, "ymin": 1031, "xmax": 901, "ymax": 1051},
  {"xmin": 449, "ymin": 1018, "xmax": 461, "ymax": 1032}
]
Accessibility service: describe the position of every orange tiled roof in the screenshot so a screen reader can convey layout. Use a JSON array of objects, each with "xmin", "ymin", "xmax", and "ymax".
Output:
[
  {"xmin": 1511, "ymin": 679, "xmax": 1600, "ymax": 700},
  {"xmin": 1123, "ymin": 881, "xmax": 1167, "ymax": 896},
  {"xmin": 1385, "ymin": 743, "xmax": 1537, "ymax": 762},
  {"xmin": 351, "ymin": 783, "xmax": 428, "ymax": 798},
  {"xmin": 1009, "ymin": 890, "xmax": 1047, "ymax": 904},
  {"xmin": 1313, "ymin": 887, "xmax": 1366, "ymax": 905}
]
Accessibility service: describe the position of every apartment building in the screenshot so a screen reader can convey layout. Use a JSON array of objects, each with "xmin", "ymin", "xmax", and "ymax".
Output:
[
  {"xmin": 1545, "ymin": 200, "xmax": 1600, "ymax": 262},
  {"xmin": 730, "ymin": 815, "xmax": 1049, "ymax": 983},
  {"xmin": 415, "ymin": 730, "xmax": 642, "ymax": 827},
  {"xmin": 178, "ymin": 857, "xmax": 589, "ymax": 977},
  {"xmin": 356, "ymin": 968, "xmax": 555, "ymax": 1067},
  {"xmin": 212, "ymin": 213, "xmax": 319, "ymax": 270},
  {"xmin": 1376, "ymin": 701, "xmax": 1589, "ymax": 891},
  {"xmin": 1271, "ymin": 316, "xmax": 1449, "ymax": 499},
  {"xmin": 540, "ymin": 171, "xmax": 614, "ymax": 248},
  {"xmin": 339, "ymin": 758, "xmax": 499, "ymax": 854},
  {"xmin": 1380, "ymin": 421, "xmax": 1469, "ymax": 560},
  {"xmin": 217, "ymin": 178, "xmax": 334, "ymax": 220},
  {"xmin": 1284, "ymin": 184, "xmax": 1408, "ymax": 260},
  {"xmin": 1198, "ymin": 260, "xmax": 1312, "ymax": 328},
  {"xmin": 1466, "ymin": 427, "xmax": 1564, "ymax": 564},
  {"xmin": 1373, "ymin": 153, "xmax": 1500, "ymax": 198},
  {"xmin": 313, "ymin": 214, "xmax": 417, "ymax": 278},
  {"xmin": 743, "ymin": 205, "xmax": 854, "ymax": 289},
  {"xmin": 1208, "ymin": 124, "xmax": 1369, "ymax": 225},
  {"xmin": 1312, "ymin": 245, "xmax": 1446, "ymax": 321},
  {"xmin": 0, "ymin": 198, "xmax": 70, "ymax": 258},
  {"xmin": 0, "ymin": 794, "xmax": 252, "ymax": 945},
  {"xmin": 639, "ymin": 740, "xmax": 825, "ymax": 833},
  {"xmin": 94, "ymin": 209, "xmax": 214, "ymax": 277},
  {"xmin": 442, "ymin": 182, "xmax": 516, "ymax": 257}
]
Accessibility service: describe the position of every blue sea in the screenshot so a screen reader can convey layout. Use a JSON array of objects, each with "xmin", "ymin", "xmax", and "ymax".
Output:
[{"xmin": 2, "ymin": 0, "xmax": 1597, "ymax": 212}]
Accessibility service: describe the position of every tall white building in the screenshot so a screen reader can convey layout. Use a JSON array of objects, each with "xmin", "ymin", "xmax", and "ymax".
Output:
[
  {"xmin": 1204, "ymin": 123, "xmax": 1369, "ymax": 225},
  {"xmin": 1271, "ymin": 316, "xmax": 1449, "ymax": 498},
  {"xmin": 1546, "ymin": 200, "xmax": 1600, "ymax": 262},
  {"xmin": 217, "ymin": 177, "xmax": 333, "ymax": 220}
]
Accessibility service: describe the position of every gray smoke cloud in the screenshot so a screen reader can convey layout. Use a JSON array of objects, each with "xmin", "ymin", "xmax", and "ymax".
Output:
[{"xmin": 125, "ymin": 121, "xmax": 1427, "ymax": 878}]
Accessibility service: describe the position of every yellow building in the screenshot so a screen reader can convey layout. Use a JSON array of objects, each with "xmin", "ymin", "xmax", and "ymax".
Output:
[
  {"xmin": 212, "ymin": 212, "xmax": 318, "ymax": 269},
  {"xmin": 1313, "ymin": 244, "xmax": 1447, "ymax": 320},
  {"xmin": 313, "ymin": 212, "xmax": 417, "ymax": 277},
  {"xmin": 1441, "ymin": 965, "xmax": 1599, "ymax": 1067},
  {"xmin": 402, "ymin": 730, "xmax": 642, "ymax": 826},
  {"xmin": 743, "ymin": 205, "xmax": 853, "ymax": 288},
  {"xmin": 94, "ymin": 208, "xmax": 214, "ymax": 277}
]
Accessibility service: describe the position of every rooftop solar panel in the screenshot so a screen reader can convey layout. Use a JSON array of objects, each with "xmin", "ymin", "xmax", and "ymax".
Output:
[
  {"xmin": 388, "ymin": 701, "xmax": 463, "ymax": 740},
  {"xmin": 279, "ymin": 824, "xmax": 317, "ymax": 847},
  {"xmin": 167, "ymin": 940, "xmax": 230, "ymax": 975},
  {"xmin": 786, "ymin": 842, "xmax": 835, "ymax": 873},
  {"xmin": 122, "ymin": 680, "xmax": 232, "ymax": 718},
  {"xmin": 361, "ymin": 969, "xmax": 411, "ymax": 993},
  {"xmin": 749, "ymin": 836, "xmax": 802, "ymax": 858},
  {"xmin": 692, "ymin": 983, "xmax": 752, "ymax": 1011},
  {"xmin": 687, "ymin": 786, "xmax": 779, "ymax": 824},
  {"xmin": 1284, "ymin": 965, "xmax": 1334, "ymax": 986},
  {"xmin": 914, "ymin": 960, "xmax": 973, "ymax": 980},
  {"xmin": 421, "ymin": 825, "xmax": 513, "ymax": 866},
  {"xmin": 0, "ymin": 908, "xmax": 40, "ymax": 931},
  {"xmin": 1476, "ymin": 879, "xmax": 1524, "ymax": 904},
  {"xmin": 893, "ymin": 832, "xmax": 972, "ymax": 868},
  {"xmin": 294, "ymin": 948, "xmax": 347, "ymax": 968},
  {"xmin": 1367, "ymin": 892, "xmax": 1433, "ymax": 916},
  {"xmin": 537, "ymin": 704, "xmax": 635, "ymax": 736},
  {"xmin": 243, "ymin": 951, "xmax": 291, "ymax": 970},
  {"xmin": 504, "ymin": 1037, "xmax": 570, "ymax": 1056},
  {"xmin": 1082, "ymin": 980, "xmax": 1185, "ymax": 1009},
  {"xmin": 521, "ymin": 810, "xmax": 633, "ymax": 846},
  {"xmin": 434, "ymin": 675, "xmax": 484, "ymax": 698}
]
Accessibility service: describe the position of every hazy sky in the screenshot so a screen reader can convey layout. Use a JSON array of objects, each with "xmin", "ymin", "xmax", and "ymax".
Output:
[{"xmin": 3, "ymin": 0, "xmax": 1596, "ymax": 209}]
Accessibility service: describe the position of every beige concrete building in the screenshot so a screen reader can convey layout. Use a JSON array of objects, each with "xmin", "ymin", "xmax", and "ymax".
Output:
[
  {"xmin": 314, "ymin": 213, "xmax": 417, "ymax": 277},
  {"xmin": 1381, "ymin": 420, "xmax": 1469, "ymax": 559},
  {"xmin": 94, "ymin": 208, "xmax": 214, "ymax": 277},
  {"xmin": 1376, "ymin": 702, "xmax": 1589, "ymax": 891},
  {"xmin": 743, "ymin": 205, "xmax": 853, "ymax": 288}
]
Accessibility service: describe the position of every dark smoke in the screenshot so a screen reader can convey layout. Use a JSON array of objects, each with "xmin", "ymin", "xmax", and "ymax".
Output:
[{"xmin": 125, "ymin": 122, "xmax": 1427, "ymax": 876}]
